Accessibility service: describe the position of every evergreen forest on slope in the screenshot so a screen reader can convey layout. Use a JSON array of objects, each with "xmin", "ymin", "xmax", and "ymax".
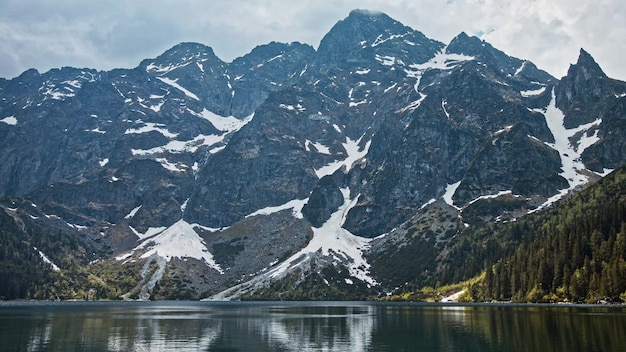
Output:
[{"xmin": 393, "ymin": 164, "xmax": 626, "ymax": 303}]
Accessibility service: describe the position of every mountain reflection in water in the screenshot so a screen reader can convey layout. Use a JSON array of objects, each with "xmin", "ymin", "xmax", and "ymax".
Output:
[{"xmin": 1, "ymin": 301, "xmax": 625, "ymax": 352}]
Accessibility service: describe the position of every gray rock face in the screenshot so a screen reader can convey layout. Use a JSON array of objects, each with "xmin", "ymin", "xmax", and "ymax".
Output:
[
  {"xmin": 555, "ymin": 49, "xmax": 626, "ymax": 172},
  {"xmin": 315, "ymin": 9, "xmax": 444, "ymax": 68},
  {"xmin": 339, "ymin": 32, "xmax": 562, "ymax": 237},
  {"xmin": 1, "ymin": 9, "xmax": 625, "ymax": 299},
  {"xmin": 302, "ymin": 175, "xmax": 345, "ymax": 228}
]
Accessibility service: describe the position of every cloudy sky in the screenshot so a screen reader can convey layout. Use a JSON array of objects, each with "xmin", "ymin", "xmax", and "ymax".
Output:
[{"xmin": 1, "ymin": 0, "xmax": 624, "ymax": 80}]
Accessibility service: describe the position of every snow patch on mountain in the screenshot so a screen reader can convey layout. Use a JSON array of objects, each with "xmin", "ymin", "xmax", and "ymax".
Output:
[
  {"xmin": 89, "ymin": 128, "xmax": 106, "ymax": 134},
  {"xmin": 155, "ymin": 157, "xmax": 188, "ymax": 172},
  {"xmin": 192, "ymin": 109, "xmax": 253, "ymax": 132},
  {"xmin": 531, "ymin": 90, "xmax": 602, "ymax": 212},
  {"xmin": 441, "ymin": 100, "xmax": 451, "ymax": 119},
  {"xmin": 443, "ymin": 181, "xmax": 461, "ymax": 209},
  {"xmin": 375, "ymin": 55, "xmax": 399, "ymax": 67},
  {"xmin": 409, "ymin": 49, "xmax": 474, "ymax": 71},
  {"xmin": 420, "ymin": 198, "xmax": 437, "ymax": 209},
  {"xmin": 125, "ymin": 122, "xmax": 178, "ymax": 138},
  {"xmin": 42, "ymin": 86, "xmax": 75, "ymax": 100},
  {"xmin": 62, "ymin": 79, "xmax": 82, "ymax": 89},
  {"xmin": 35, "ymin": 247, "xmax": 60, "ymax": 272},
  {"xmin": 521, "ymin": 86, "xmax": 546, "ymax": 97},
  {"xmin": 129, "ymin": 113, "xmax": 252, "ymax": 157},
  {"xmin": 123, "ymin": 219, "xmax": 223, "ymax": 273},
  {"xmin": 147, "ymin": 101, "xmax": 164, "ymax": 112},
  {"xmin": 128, "ymin": 225, "xmax": 168, "ymax": 241},
  {"xmin": 1, "ymin": 116, "xmax": 17, "ymax": 125},
  {"xmin": 399, "ymin": 47, "xmax": 473, "ymax": 98},
  {"xmin": 156, "ymin": 77, "xmax": 200, "ymax": 100},
  {"xmin": 146, "ymin": 61, "xmax": 192, "ymax": 75},
  {"xmin": 467, "ymin": 190, "xmax": 521, "ymax": 206},
  {"xmin": 397, "ymin": 93, "xmax": 426, "ymax": 113},
  {"xmin": 371, "ymin": 31, "xmax": 412, "ymax": 47},
  {"xmin": 279, "ymin": 103, "xmax": 306, "ymax": 113},
  {"xmin": 269, "ymin": 188, "xmax": 374, "ymax": 283},
  {"xmin": 515, "ymin": 61, "xmax": 528, "ymax": 76},
  {"xmin": 131, "ymin": 135, "xmax": 221, "ymax": 156},
  {"xmin": 208, "ymin": 188, "xmax": 377, "ymax": 300},
  {"xmin": 314, "ymin": 136, "xmax": 371, "ymax": 178},
  {"xmin": 245, "ymin": 198, "xmax": 308, "ymax": 220},
  {"xmin": 305, "ymin": 140, "xmax": 332, "ymax": 155},
  {"xmin": 350, "ymin": 100, "xmax": 368, "ymax": 107}
]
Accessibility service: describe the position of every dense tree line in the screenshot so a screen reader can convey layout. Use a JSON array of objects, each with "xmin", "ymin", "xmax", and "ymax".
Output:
[
  {"xmin": 0, "ymin": 203, "xmax": 140, "ymax": 301},
  {"xmin": 458, "ymin": 166, "xmax": 626, "ymax": 302},
  {"xmin": 0, "ymin": 215, "xmax": 51, "ymax": 299}
]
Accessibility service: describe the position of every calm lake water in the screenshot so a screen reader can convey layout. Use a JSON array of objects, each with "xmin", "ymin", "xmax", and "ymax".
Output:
[{"xmin": 1, "ymin": 301, "xmax": 625, "ymax": 351}]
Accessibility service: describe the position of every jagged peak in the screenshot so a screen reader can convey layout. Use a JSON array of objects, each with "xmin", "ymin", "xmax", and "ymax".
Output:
[
  {"xmin": 243, "ymin": 41, "xmax": 313, "ymax": 58},
  {"xmin": 142, "ymin": 42, "xmax": 222, "ymax": 67},
  {"xmin": 447, "ymin": 32, "xmax": 491, "ymax": 56},
  {"xmin": 445, "ymin": 31, "xmax": 556, "ymax": 81},
  {"xmin": 452, "ymin": 31, "xmax": 471, "ymax": 41},
  {"xmin": 556, "ymin": 48, "xmax": 611, "ymax": 111},
  {"xmin": 348, "ymin": 9, "xmax": 386, "ymax": 18},
  {"xmin": 316, "ymin": 9, "xmax": 440, "ymax": 66},
  {"xmin": 161, "ymin": 42, "xmax": 218, "ymax": 60},
  {"xmin": 14, "ymin": 68, "xmax": 40, "ymax": 79},
  {"xmin": 567, "ymin": 48, "xmax": 607, "ymax": 80},
  {"xmin": 230, "ymin": 41, "xmax": 315, "ymax": 69},
  {"xmin": 318, "ymin": 9, "xmax": 412, "ymax": 48},
  {"xmin": 338, "ymin": 9, "xmax": 392, "ymax": 32}
]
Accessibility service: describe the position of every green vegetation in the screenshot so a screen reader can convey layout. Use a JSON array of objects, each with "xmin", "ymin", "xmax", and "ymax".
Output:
[
  {"xmin": 473, "ymin": 169, "xmax": 626, "ymax": 303},
  {"xmin": 150, "ymin": 264, "xmax": 197, "ymax": 300},
  {"xmin": 0, "ymin": 204, "xmax": 145, "ymax": 301},
  {"xmin": 0, "ymin": 209, "xmax": 91, "ymax": 300},
  {"xmin": 383, "ymin": 277, "xmax": 480, "ymax": 302},
  {"xmin": 370, "ymin": 233, "xmax": 440, "ymax": 289},
  {"xmin": 397, "ymin": 165, "xmax": 626, "ymax": 303}
]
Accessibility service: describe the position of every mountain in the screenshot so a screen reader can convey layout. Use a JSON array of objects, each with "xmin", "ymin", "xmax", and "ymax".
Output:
[{"xmin": 1, "ymin": 9, "xmax": 625, "ymax": 301}]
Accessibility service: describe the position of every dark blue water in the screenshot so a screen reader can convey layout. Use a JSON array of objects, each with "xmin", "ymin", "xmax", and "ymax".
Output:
[{"xmin": 1, "ymin": 301, "xmax": 625, "ymax": 351}]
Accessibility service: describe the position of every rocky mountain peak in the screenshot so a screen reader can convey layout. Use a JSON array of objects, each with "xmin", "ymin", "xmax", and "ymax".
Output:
[
  {"xmin": 570, "ymin": 48, "xmax": 607, "ymax": 80},
  {"xmin": 231, "ymin": 41, "xmax": 313, "ymax": 66},
  {"xmin": 446, "ymin": 32, "xmax": 544, "ymax": 78},
  {"xmin": 152, "ymin": 42, "xmax": 218, "ymax": 63},
  {"xmin": 17, "ymin": 68, "xmax": 41, "ymax": 79},
  {"xmin": 446, "ymin": 32, "xmax": 480, "ymax": 54},
  {"xmin": 315, "ymin": 9, "xmax": 442, "ymax": 67},
  {"xmin": 556, "ymin": 48, "xmax": 612, "ymax": 111},
  {"xmin": 138, "ymin": 42, "xmax": 226, "ymax": 78}
]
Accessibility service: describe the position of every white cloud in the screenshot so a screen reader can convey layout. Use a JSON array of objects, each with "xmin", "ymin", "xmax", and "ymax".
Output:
[{"xmin": 0, "ymin": 0, "xmax": 624, "ymax": 80}]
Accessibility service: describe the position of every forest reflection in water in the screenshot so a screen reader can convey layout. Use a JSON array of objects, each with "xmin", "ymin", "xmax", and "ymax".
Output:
[{"xmin": 1, "ymin": 301, "xmax": 625, "ymax": 351}]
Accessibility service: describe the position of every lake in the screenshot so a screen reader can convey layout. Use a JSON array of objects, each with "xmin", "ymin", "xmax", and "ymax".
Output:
[{"xmin": 1, "ymin": 301, "xmax": 625, "ymax": 351}]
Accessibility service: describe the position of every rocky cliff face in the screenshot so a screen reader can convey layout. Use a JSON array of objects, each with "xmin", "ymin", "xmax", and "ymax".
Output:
[
  {"xmin": 556, "ymin": 49, "xmax": 626, "ymax": 173},
  {"xmin": 1, "ymin": 9, "xmax": 625, "ymax": 300}
]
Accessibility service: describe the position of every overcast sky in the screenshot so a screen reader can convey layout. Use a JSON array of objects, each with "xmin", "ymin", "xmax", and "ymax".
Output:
[{"xmin": 1, "ymin": 0, "xmax": 624, "ymax": 81}]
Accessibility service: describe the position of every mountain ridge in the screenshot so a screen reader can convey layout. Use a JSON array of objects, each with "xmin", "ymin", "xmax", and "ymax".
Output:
[{"xmin": 1, "ymin": 9, "xmax": 625, "ymax": 301}]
